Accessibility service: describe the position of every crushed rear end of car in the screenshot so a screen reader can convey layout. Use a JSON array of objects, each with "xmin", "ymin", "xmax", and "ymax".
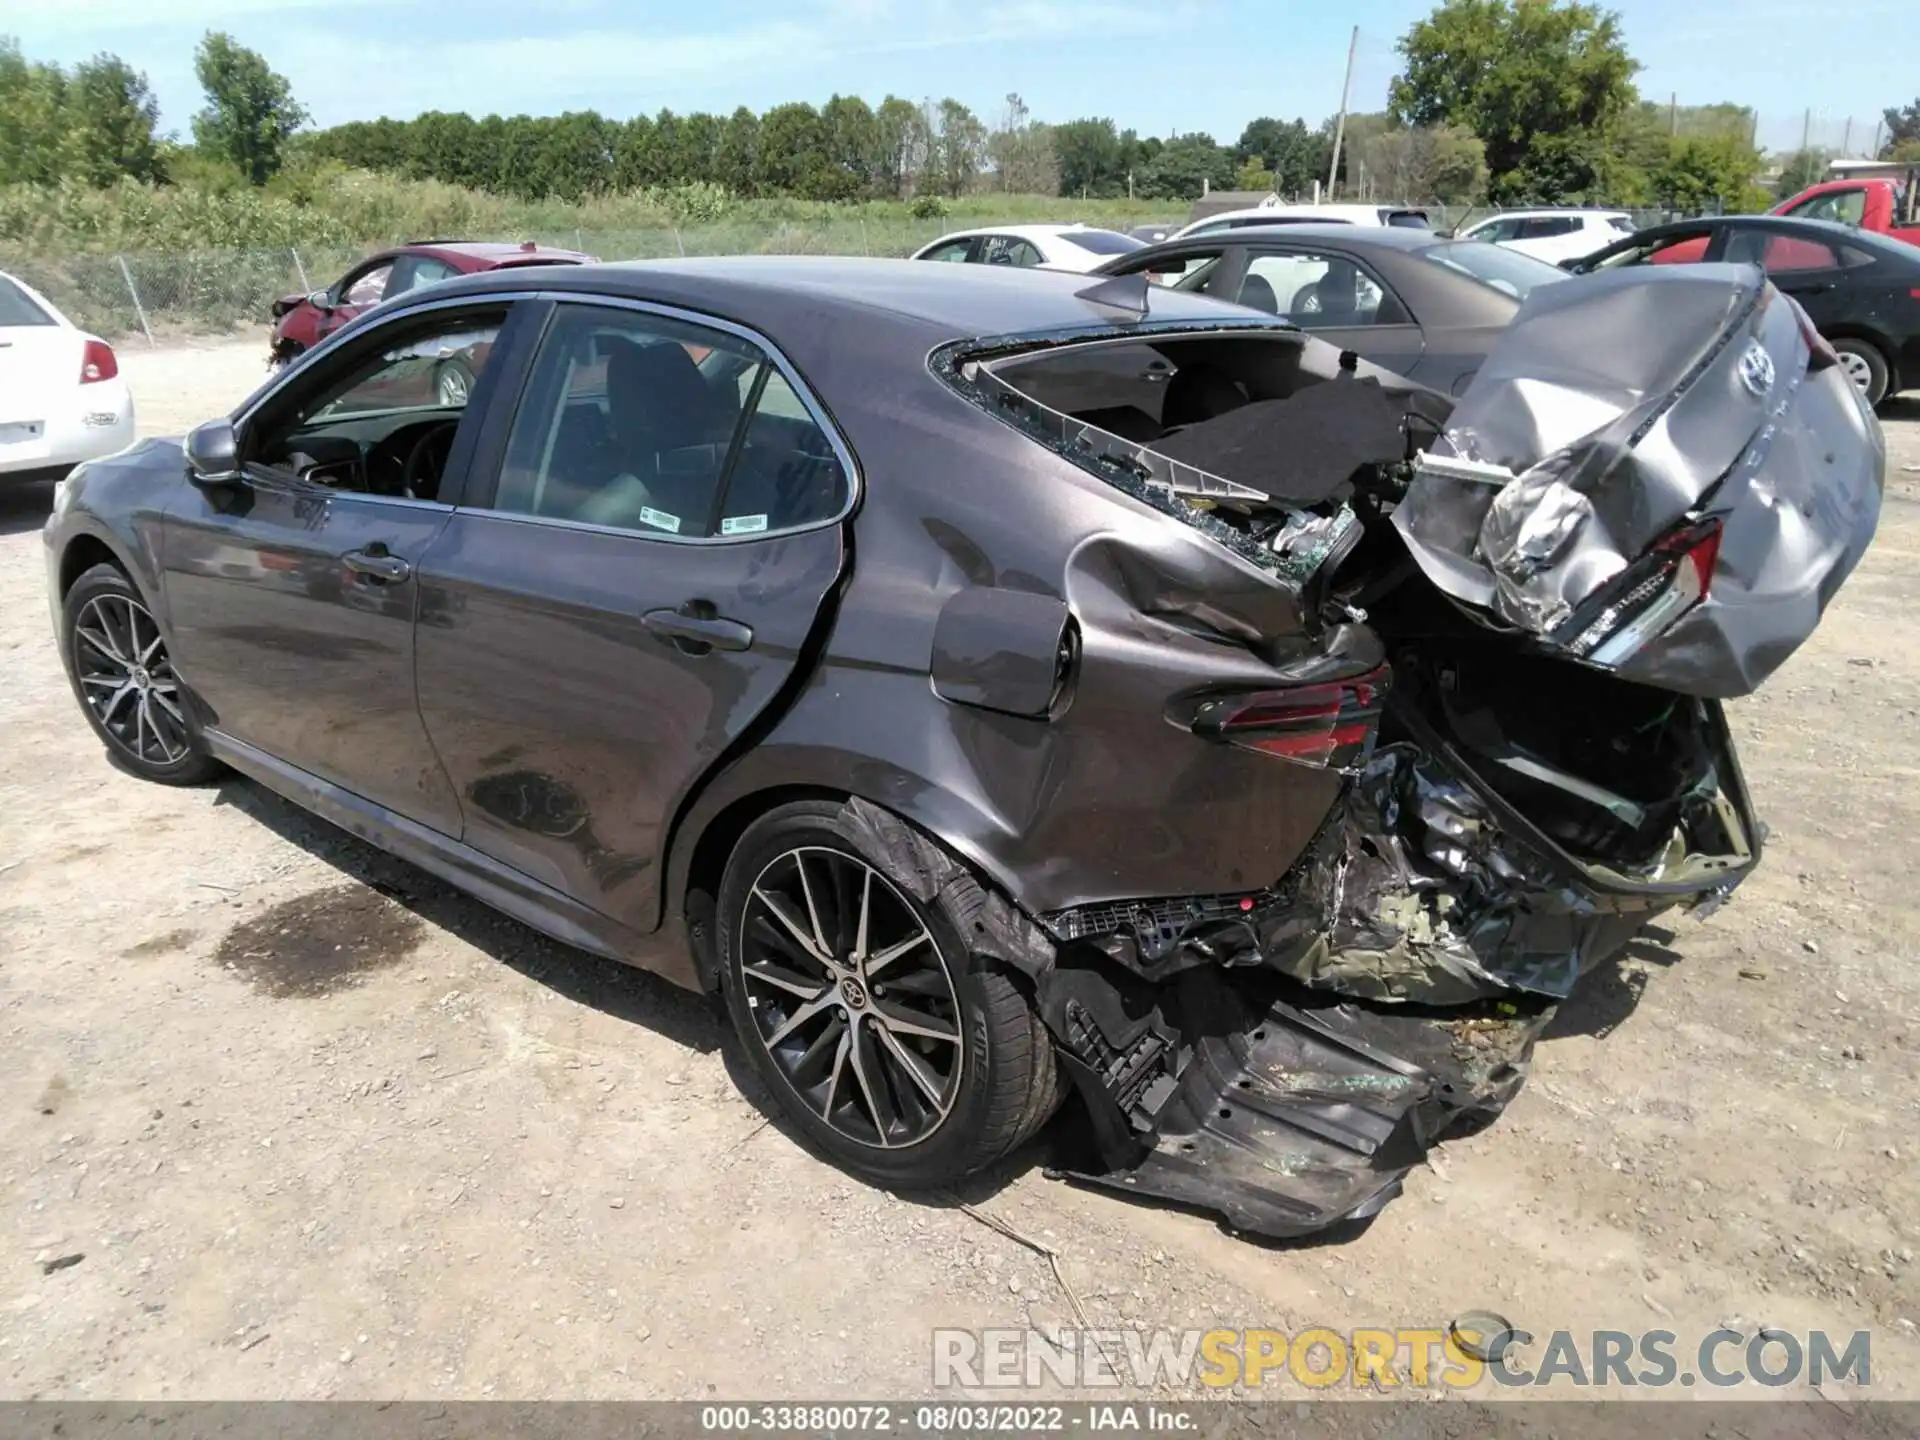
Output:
[{"xmin": 939, "ymin": 265, "xmax": 1882, "ymax": 1235}]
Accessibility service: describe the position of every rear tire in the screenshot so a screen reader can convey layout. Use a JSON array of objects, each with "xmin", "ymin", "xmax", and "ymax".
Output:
[
  {"xmin": 1834, "ymin": 339, "xmax": 1890, "ymax": 408},
  {"xmin": 435, "ymin": 358, "xmax": 475, "ymax": 407},
  {"xmin": 62, "ymin": 563, "xmax": 221, "ymax": 786},
  {"xmin": 717, "ymin": 800, "xmax": 1057, "ymax": 1187}
]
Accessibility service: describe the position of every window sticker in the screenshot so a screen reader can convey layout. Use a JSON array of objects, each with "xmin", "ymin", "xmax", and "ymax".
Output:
[
  {"xmin": 721, "ymin": 514, "xmax": 770, "ymax": 536},
  {"xmin": 638, "ymin": 506, "xmax": 682, "ymax": 534}
]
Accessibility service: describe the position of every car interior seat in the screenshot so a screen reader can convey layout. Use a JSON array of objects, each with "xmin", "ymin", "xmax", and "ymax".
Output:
[{"xmin": 1236, "ymin": 273, "xmax": 1280, "ymax": 314}]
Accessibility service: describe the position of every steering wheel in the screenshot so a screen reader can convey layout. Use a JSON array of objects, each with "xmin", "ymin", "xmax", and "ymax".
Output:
[{"xmin": 400, "ymin": 421, "xmax": 459, "ymax": 500}]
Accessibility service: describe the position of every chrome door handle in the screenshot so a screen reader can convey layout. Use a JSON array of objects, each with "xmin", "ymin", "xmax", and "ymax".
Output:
[{"xmin": 343, "ymin": 548, "xmax": 411, "ymax": 583}]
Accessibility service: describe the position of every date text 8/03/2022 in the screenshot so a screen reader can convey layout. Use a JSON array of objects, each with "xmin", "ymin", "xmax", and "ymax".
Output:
[{"xmin": 698, "ymin": 1405, "xmax": 1195, "ymax": 1432}]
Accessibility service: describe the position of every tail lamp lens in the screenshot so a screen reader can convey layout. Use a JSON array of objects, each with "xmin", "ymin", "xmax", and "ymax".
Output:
[
  {"xmin": 1562, "ymin": 517, "xmax": 1723, "ymax": 666},
  {"xmin": 1190, "ymin": 665, "xmax": 1389, "ymax": 770},
  {"xmin": 80, "ymin": 339, "xmax": 118, "ymax": 384}
]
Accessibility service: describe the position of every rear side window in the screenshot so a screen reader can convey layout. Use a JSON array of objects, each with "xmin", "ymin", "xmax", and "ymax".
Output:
[
  {"xmin": 0, "ymin": 276, "xmax": 55, "ymax": 326},
  {"xmin": 1608, "ymin": 215, "xmax": 1636, "ymax": 233},
  {"xmin": 1063, "ymin": 229, "xmax": 1144, "ymax": 255},
  {"xmin": 490, "ymin": 304, "xmax": 847, "ymax": 539},
  {"xmin": 1518, "ymin": 217, "xmax": 1579, "ymax": 238}
]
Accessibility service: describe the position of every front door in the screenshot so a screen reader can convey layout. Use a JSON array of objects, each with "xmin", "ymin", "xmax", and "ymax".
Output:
[
  {"xmin": 161, "ymin": 301, "xmax": 514, "ymax": 834},
  {"xmin": 412, "ymin": 298, "xmax": 852, "ymax": 932}
]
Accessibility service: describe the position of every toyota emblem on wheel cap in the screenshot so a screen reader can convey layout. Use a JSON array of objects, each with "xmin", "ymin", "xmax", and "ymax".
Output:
[{"xmin": 1738, "ymin": 340, "xmax": 1775, "ymax": 398}]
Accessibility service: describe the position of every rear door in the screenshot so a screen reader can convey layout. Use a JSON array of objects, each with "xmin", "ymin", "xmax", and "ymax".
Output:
[
  {"xmin": 410, "ymin": 297, "xmax": 853, "ymax": 933},
  {"xmin": 1749, "ymin": 230, "xmax": 1854, "ymax": 332}
]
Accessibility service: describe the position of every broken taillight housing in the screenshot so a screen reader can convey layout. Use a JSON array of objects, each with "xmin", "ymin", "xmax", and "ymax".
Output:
[
  {"xmin": 1190, "ymin": 665, "xmax": 1389, "ymax": 770},
  {"xmin": 1790, "ymin": 302, "xmax": 1839, "ymax": 372},
  {"xmin": 1559, "ymin": 517, "xmax": 1723, "ymax": 667}
]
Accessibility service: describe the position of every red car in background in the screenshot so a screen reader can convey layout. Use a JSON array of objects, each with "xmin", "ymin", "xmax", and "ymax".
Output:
[{"xmin": 269, "ymin": 240, "xmax": 594, "ymax": 369}]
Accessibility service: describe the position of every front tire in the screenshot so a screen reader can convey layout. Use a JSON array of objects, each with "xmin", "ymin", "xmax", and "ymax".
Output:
[
  {"xmin": 435, "ymin": 358, "xmax": 474, "ymax": 407},
  {"xmin": 1834, "ymin": 339, "xmax": 1891, "ymax": 408},
  {"xmin": 717, "ymin": 800, "xmax": 1057, "ymax": 1187},
  {"xmin": 62, "ymin": 563, "xmax": 221, "ymax": 786}
]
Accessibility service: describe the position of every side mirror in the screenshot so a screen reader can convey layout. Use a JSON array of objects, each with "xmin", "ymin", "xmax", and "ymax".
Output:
[
  {"xmin": 309, "ymin": 289, "xmax": 333, "ymax": 310},
  {"xmin": 185, "ymin": 420, "xmax": 241, "ymax": 486}
]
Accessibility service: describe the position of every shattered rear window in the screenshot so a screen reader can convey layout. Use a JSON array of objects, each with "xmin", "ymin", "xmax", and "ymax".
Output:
[{"xmin": 929, "ymin": 323, "xmax": 1441, "ymax": 588}]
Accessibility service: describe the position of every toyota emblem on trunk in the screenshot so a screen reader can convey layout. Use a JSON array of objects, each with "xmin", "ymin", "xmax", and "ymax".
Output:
[{"xmin": 1739, "ymin": 341, "xmax": 1775, "ymax": 398}]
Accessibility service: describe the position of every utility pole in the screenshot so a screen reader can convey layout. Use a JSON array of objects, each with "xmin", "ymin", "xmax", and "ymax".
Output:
[
  {"xmin": 1327, "ymin": 24, "xmax": 1358, "ymax": 199},
  {"xmin": 1842, "ymin": 117, "xmax": 1853, "ymax": 156},
  {"xmin": 1800, "ymin": 107, "xmax": 1811, "ymax": 154},
  {"xmin": 1669, "ymin": 93, "xmax": 1678, "ymax": 137},
  {"xmin": 1872, "ymin": 119, "xmax": 1885, "ymax": 158}
]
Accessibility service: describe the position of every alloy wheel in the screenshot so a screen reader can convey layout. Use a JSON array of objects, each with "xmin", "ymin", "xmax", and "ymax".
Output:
[
  {"xmin": 71, "ymin": 593, "xmax": 192, "ymax": 766},
  {"xmin": 437, "ymin": 365, "xmax": 472, "ymax": 406},
  {"xmin": 1838, "ymin": 350, "xmax": 1873, "ymax": 396},
  {"xmin": 739, "ymin": 846, "xmax": 964, "ymax": 1149}
]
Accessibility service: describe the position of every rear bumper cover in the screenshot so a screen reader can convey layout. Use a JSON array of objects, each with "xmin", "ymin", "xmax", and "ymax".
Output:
[{"xmin": 1044, "ymin": 963, "xmax": 1550, "ymax": 1238}]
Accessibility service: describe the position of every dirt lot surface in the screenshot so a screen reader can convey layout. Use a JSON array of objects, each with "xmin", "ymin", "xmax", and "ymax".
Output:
[{"xmin": 2, "ymin": 335, "xmax": 1916, "ymax": 1403}]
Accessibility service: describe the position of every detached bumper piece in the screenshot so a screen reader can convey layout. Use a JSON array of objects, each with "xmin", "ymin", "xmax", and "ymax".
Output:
[{"xmin": 1040, "ymin": 963, "xmax": 1548, "ymax": 1239}]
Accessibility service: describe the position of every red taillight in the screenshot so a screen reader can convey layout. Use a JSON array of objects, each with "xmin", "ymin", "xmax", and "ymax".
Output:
[
  {"xmin": 1191, "ymin": 666, "xmax": 1389, "ymax": 770},
  {"xmin": 80, "ymin": 339, "xmax": 117, "ymax": 384}
]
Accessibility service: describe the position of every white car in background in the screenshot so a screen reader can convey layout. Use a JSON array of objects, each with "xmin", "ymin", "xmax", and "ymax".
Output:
[
  {"xmin": 909, "ymin": 224, "xmax": 1145, "ymax": 273},
  {"xmin": 1171, "ymin": 202, "xmax": 1434, "ymax": 240},
  {"xmin": 0, "ymin": 271, "xmax": 134, "ymax": 484},
  {"xmin": 1454, "ymin": 209, "xmax": 1636, "ymax": 265}
]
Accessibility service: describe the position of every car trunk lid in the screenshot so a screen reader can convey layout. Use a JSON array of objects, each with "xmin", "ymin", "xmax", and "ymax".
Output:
[{"xmin": 1390, "ymin": 263, "xmax": 1884, "ymax": 699}]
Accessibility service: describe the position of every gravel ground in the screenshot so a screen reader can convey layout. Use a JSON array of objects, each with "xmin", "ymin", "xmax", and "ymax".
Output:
[{"xmin": 1, "ymin": 335, "xmax": 1916, "ymax": 1403}]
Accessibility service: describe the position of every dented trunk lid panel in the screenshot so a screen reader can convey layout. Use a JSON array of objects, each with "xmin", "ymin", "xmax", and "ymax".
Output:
[{"xmin": 1393, "ymin": 265, "xmax": 1884, "ymax": 699}]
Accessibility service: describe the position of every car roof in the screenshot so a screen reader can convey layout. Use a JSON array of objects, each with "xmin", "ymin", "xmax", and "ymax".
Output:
[
  {"xmin": 1629, "ymin": 213, "xmax": 1920, "ymax": 264},
  {"xmin": 1155, "ymin": 222, "xmax": 1447, "ymax": 252},
  {"xmin": 918, "ymin": 224, "xmax": 1120, "ymax": 246},
  {"xmin": 1469, "ymin": 208, "xmax": 1628, "ymax": 220},
  {"xmin": 404, "ymin": 241, "xmax": 594, "ymax": 263},
  {"xmin": 433, "ymin": 255, "xmax": 1280, "ymax": 353},
  {"xmin": 1188, "ymin": 203, "xmax": 1425, "ymax": 227}
]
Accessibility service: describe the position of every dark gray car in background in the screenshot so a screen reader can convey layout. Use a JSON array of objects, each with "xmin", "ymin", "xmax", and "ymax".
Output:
[
  {"xmin": 1094, "ymin": 222, "xmax": 1569, "ymax": 396},
  {"xmin": 43, "ymin": 256, "xmax": 1882, "ymax": 1238}
]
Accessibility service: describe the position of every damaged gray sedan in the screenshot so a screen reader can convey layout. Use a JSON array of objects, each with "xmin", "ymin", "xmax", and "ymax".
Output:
[{"xmin": 45, "ymin": 257, "xmax": 1881, "ymax": 1238}]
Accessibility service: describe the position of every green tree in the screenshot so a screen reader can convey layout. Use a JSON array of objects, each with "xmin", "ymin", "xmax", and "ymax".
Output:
[
  {"xmin": 67, "ymin": 53, "xmax": 162, "ymax": 186},
  {"xmin": 1774, "ymin": 147, "xmax": 1831, "ymax": 199},
  {"xmin": 871, "ymin": 95, "xmax": 921, "ymax": 198},
  {"xmin": 1389, "ymin": 0, "xmax": 1640, "ymax": 203},
  {"xmin": 715, "ymin": 106, "xmax": 759, "ymax": 194},
  {"xmin": 0, "ymin": 38, "xmax": 70, "ymax": 186},
  {"xmin": 1138, "ymin": 132, "xmax": 1233, "ymax": 200},
  {"xmin": 755, "ymin": 101, "xmax": 827, "ymax": 196},
  {"xmin": 819, "ymin": 93, "xmax": 877, "ymax": 199},
  {"xmin": 1053, "ymin": 117, "xmax": 1125, "ymax": 197},
  {"xmin": 987, "ymin": 93, "xmax": 1056, "ymax": 194},
  {"xmin": 1651, "ymin": 133, "xmax": 1766, "ymax": 214},
  {"xmin": 1882, "ymin": 98, "xmax": 1920, "ymax": 157},
  {"xmin": 191, "ymin": 31, "xmax": 307, "ymax": 184},
  {"xmin": 934, "ymin": 98, "xmax": 987, "ymax": 196},
  {"xmin": 1358, "ymin": 124, "xmax": 1487, "ymax": 202},
  {"xmin": 1233, "ymin": 159, "xmax": 1274, "ymax": 192}
]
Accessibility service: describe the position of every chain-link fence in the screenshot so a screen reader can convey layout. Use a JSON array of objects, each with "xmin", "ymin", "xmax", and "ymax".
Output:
[
  {"xmin": 0, "ymin": 202, "xmax": 1756, "ymax": 345},
  {"xmin": 1, "ymin": 218, "xmax": 966, "ymax": 344}
]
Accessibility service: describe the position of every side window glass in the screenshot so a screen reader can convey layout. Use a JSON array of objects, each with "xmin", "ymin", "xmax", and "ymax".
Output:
[
  {"xmin": 1250, "ymin": 252, "xmax": 1393, "ymax": 327},
  {"xmin": 1762, "ymin": 235, "xmax": 1842, "ymax": 272},
  {"xmin": 717, "ymin": 370, "xmax": 849, "ymax": 536},
  {"xmin": 245, "ymin": 310, "xmax": 503, "ymax": 499},
  {"xmin": 491, "ymin": 306, "xmax": 845, "ymax": 539},
  {"xmin": 923, "ymin": 240, "xmax": 973, "ymax": 263},
  {"xmin": 343, "ymin": 263, "xmax": 394, "ymax": 307},
  {"xmin": 1007, "ymin": 240, "xmax": 1044, "ymax": 267}
]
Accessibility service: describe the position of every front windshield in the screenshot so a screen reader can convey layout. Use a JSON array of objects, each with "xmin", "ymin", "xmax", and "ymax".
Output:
[{"xmin": 1417, "ymin": 240, "xmax": 1567, "ymax": 299}]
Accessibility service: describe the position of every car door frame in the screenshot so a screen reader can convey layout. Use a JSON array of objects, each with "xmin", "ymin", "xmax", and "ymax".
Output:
[{"xmin": 419, "ymin": 288, "xmax": 863, "ymax": 934}]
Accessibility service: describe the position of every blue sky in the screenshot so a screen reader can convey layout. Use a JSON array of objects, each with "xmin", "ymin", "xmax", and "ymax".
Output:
[{"xmin": 9, "ymin": 0, "xmax": 1916, "ymax": 157}]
